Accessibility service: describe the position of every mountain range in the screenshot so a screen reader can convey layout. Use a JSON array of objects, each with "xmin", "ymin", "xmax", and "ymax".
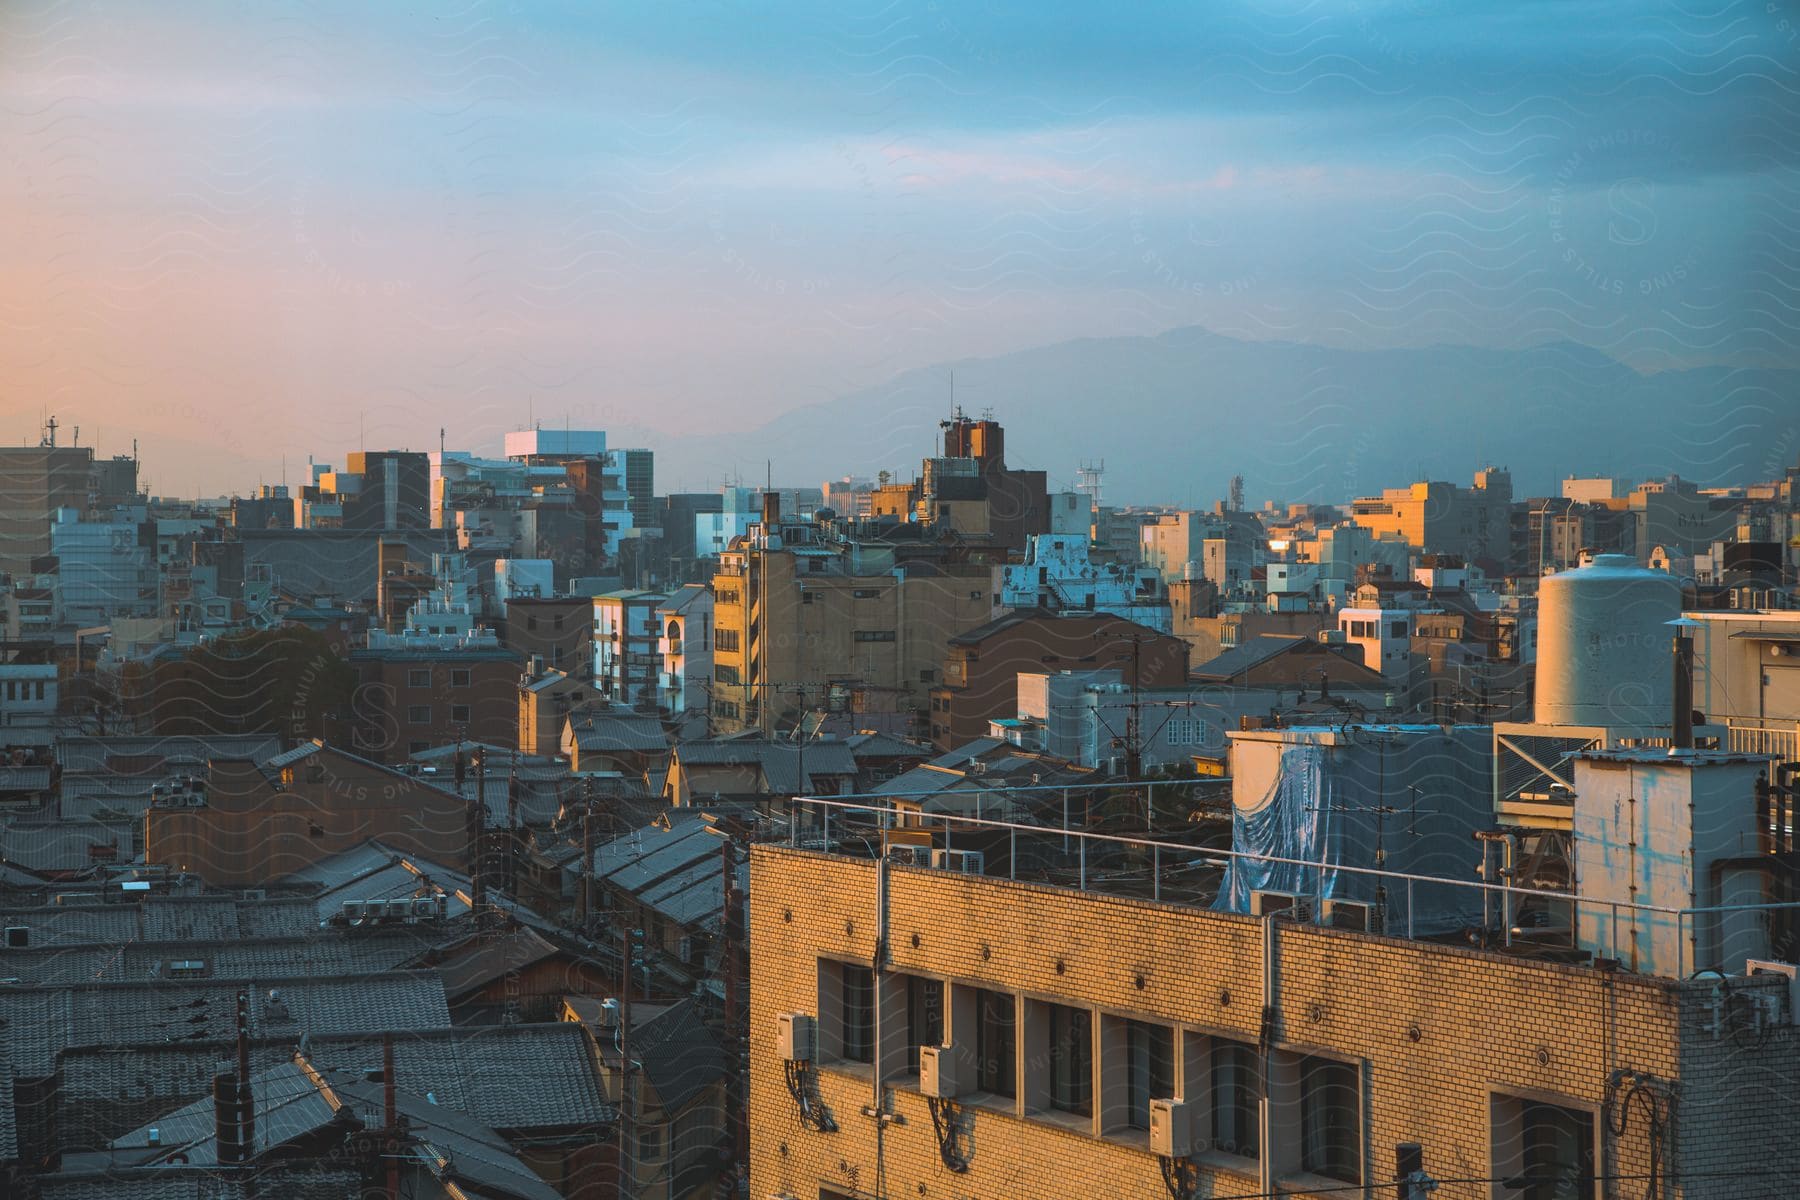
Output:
[{"xmin": 630, "ymin": 326, "xmax": 1800, "ymax": 508}]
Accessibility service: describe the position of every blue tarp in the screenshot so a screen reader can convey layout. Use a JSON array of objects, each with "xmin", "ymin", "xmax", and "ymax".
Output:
[{"xmin": 1215, "ymin": 728, "xmax": 1491, "ymax": 935}]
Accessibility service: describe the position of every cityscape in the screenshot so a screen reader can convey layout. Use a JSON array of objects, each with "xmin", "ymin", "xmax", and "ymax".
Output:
[{"xmin": 5, "ymin": 4, "xmax": 1800, "ymax": 1200}]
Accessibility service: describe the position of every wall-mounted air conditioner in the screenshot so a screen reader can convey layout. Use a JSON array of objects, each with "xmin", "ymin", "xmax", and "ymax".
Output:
[
  {"xmin": 886, "ymin": 844, "xmax": 931, "ymax": 867},
  {"xmin": 1149, "ymin": 1097, "xmax": 1195, "ymax": 1157},
  {"xmin": 919, "ymin": 1043, "xmax": 966, "ymax": 1098},
  {"xmin": 777, "ymin": 1012, "xmax": 814, "ymax": 1062},
  {"xmin": 1747, "ymin": 960, "xmax": 1800, "ymax": 1025}
]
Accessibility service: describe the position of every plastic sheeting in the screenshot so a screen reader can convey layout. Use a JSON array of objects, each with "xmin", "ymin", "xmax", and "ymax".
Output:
[{"xmin": 1215, "ymin": 726, "xmax": 1492, "ymax": 935}]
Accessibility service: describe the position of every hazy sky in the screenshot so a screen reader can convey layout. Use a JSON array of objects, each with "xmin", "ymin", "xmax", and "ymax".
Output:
[{"xmin": 3, "ymin": 1, "xmax": 1798, "ymax": 495}]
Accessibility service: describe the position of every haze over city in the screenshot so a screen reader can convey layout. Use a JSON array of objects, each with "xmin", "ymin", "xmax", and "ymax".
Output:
[{"xmin": 6, "ymin": 1, "xmax": 1799, "ymax": 497}]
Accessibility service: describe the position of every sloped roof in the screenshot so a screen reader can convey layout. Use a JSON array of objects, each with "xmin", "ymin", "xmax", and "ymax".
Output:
[
  {"xmin": 1190, "ymin": 635, "xmax": 1309, "ymax": 681},
  {"xmin": 567, "ymin": 709, "xmax": 670, "ymax": 753},
  {"xmin": 633, "ymin": 998, "xmax": 730, "ymax": 1113},
  {"xmin": 433, "ymin": 926, "xmax": 564, "ymax": 998},
  {"xmin": 303, "ymin": 1021, "xmax": 613, "ymax": 1130},
  {"xmin": 55, "ymin": 735, "xmax": 283, "ymax": 775},
  {"xmin": 0, "ymin": 971, "xmax": 451, "ymax": 1077}
]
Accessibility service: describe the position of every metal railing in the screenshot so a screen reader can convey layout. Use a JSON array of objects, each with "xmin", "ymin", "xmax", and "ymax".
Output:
[
  {"xmin": 779, "ymin": 793, "xmax": 1800, "ymax": 981},
  {"xmin": 1726, "ymin": 719, "xmax": 1800, "ymax": 769}
]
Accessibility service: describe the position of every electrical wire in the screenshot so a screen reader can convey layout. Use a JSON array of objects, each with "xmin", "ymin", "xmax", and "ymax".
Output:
[{"xmin": 925, "ymin": 1096, "xmax": 970, "ymax": 1172}]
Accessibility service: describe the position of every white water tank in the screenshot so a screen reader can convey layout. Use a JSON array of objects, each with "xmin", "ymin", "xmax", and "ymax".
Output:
[{"xmin": 1535, "ymin": 554, "xmax": 1680, "ymax": 727}]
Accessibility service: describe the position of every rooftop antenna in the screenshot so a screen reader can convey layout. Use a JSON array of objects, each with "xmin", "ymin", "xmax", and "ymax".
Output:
[
  {"xmin": 439, "ymin": 427, "xmax": 445, "ymax": 458},
  {"xmin": 72, "ymin": 424, "xmax": 80, "ymax": 448},
  {"xmin": 42, "ymin": 414, "xmax": 57, "ymax": 447}
]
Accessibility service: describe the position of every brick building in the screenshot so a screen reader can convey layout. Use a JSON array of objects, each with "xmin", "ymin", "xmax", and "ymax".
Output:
[
  {"xmin": 747, "ymin": 841, "xmax": 1800, "ymax": 1200},
  {"xmin": 348, "ymin": 630, "xmax": 523, "ymax": 760},
  {"xmin": 502, "ymin": 594, "xmax": 596, "ymax": 682},
  {"xmin": 928, "ymin": 610, "xmax": 1190, "ymax": 750}
]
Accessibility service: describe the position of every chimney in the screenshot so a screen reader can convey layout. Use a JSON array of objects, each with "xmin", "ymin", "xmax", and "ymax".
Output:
[{"xmin": 762, "ymin": 491, "xmax": 782, "ymax": 527}]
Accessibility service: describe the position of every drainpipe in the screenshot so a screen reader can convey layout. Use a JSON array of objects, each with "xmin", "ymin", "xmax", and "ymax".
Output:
[{"xmin": 1259, "ymin": 914, "xmax": 1280, "ymax": 1198}]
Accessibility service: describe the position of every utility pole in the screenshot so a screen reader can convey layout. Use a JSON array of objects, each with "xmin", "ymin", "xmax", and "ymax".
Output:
[{"xmin": 618, "ymin": 925, "xmax": 636, "ymax": 1200}]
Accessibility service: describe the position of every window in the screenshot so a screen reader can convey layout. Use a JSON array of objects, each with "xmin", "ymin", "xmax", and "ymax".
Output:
[
  {"xmin": 1210, "ymin": 1040, "xmax": 1260, "ymax": 1158},
  {"xmin": 841, "ymin": 964, "xmax": 875, "ymax": 1063},
  {"xmin": 408, "ymin": 668, "xmax": 430, "ymax": 687},
  {"xmin": 715, "ymin": 628, "xmax": 740, "ymax": 652},
  {"xmin": 712, "ymin": 700, "xmax": 739, "ymax": 720},
  {"xmin": 919, "ymin": 668, "xmax": 935, "ymax": 683},
  {"xmin": 451, "ymin": 669, "xmax": 470, "ymax": 687},
  {"xmin": 1298, "ymin": 1055, "xmax": 1360, "ymax": 1183},
  {"xmin": 407, "ymin": 705, "xmax": 431, "ymax": 724},
  {"xmin": 853, "ymin": 630, "xmax": 896, "ymax": 643},
  {"xmin": 1390, "ymin": 620, "xmax": 1407, "ymax": 637},
  {"xmin": 968, "ymin": 590, "xmax": 982, "ymax": 601},
  {"xmin": 853, "ymin": 588, "xmax": 879, "ymax": 599},
  {"xmin": 903, "ymin": 975, "xmax": 944, "ymax": 1072},
  {"xmin": 802, "ymin": 591, "xmax": 816, "ymax": 604},
  {"xmin": 1492, "ymin": 1096, "xmax": 1595, "ymax": 1200},
  {"xmin": 1124, "ymin": 1021, "xmax": 1175, "ymax": 1131},
  {"xmin": 715, "ymin": 664, "xmax": 741, "ymax": 685},
  {"xmin": 716, "ymin": 588, "xmax": 739, "ymax": 605},
  {"xmin": 1044, "ymin": 1004, "xmax": 1093, "ymax": 1117},
  {"xmin": 451, "ymin": 705, "xmax": 470, "ymax": 723},
  {"xmin": 974, "ymin": 988, "xmax": 1015, "ymax": 1098},
  {"xmin": 528, "ymin": 615, "xmax": 539, "ymax": 631}
]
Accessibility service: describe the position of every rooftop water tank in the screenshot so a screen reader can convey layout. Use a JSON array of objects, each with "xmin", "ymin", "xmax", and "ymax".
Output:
[{"xmin": 1534, "ymin": 554, "xmax": 1680, "ymax": 727}]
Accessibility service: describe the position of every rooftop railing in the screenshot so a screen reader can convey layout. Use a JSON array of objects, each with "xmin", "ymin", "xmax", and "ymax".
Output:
[{"xmin": 774, "ymin": 790, "xmax": 1800, "ymax": 981}]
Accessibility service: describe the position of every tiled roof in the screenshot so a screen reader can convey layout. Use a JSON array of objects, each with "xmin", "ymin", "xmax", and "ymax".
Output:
[
  {"xmin": 0, "ymin": 971, "xmax": 451, "ymax": 1077},
  {"xmin": 432, "ymin": 927, "xmax": 563, "ymax": 998},
  {"xmin": 55, "ymin": 735, "xmax": 281, "ymax": 775},
  {"xmin": 35, "ymin": 1167, "xmax": 364, "ymax": 1200},
  {"xmin": 304, "ymin": 1021, "xmax": 614, "ymax": 1130},
  {"xmin": 1191, "ymin": 634, "xmax": 1309, "ymax": 680},
  {"xmin": 0, "ymin": 897, "xmax": 327, "ymax": 950},
  {"xmin": 0, "ymin": 817, "xmax": 135, "ymax": 873},
  {"xmin": 567, "ymin": 710, "xmax": 669, "ymax": 753},
  {"xmin": 633, "ymin": 998, "xmax": 731, "ymax": 1113}
]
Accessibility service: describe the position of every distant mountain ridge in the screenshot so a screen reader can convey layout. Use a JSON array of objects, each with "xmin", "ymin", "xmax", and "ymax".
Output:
[{"xmin": 635, "ymin": 327, "xmax": 1800, "ymax": 506}]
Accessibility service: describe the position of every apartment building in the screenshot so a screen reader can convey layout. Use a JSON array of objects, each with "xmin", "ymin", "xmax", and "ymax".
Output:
[
  {"xmin": 748, "ymin": 830, "xmax": 1800, "ymax": 1200},
  {"xmin": 709, "ymin": 511, "xmax": 996, "ymax": 738},
  {"xmin": 348, "ymin": 628, "xmax": 523, "ymax": 760},
  {"xmin": 1350, "ymin": 468, "xmax": 1512, "ymax": 565}
]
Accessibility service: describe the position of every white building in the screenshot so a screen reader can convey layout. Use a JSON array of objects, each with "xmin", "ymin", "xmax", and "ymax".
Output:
[
  {"xmin": 655, "ymin": 584, "xmax": 714, "ymax": 716},
  {"xmin": 0, "ymin": 663, "xmax": 57, "ymax": 731},
  {"xmin": 594, "ymin": 588, "xmax": 669, "ymax": 705},
  {"xmin": 1338, "ymin": 605, "xmax": 1414, "ymax": 680},
  {"xmin": 995, "ymin": 533, "xmax": 1171, "ymax": 632},
  {"xmin": 49, "ymin": 507, "xmax": 156, "ymax": 626}
]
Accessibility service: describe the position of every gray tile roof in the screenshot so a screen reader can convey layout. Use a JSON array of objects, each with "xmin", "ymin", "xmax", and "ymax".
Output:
[
  {"xmin": 35, "ymin": 1167, "xmax": 364, "ymax": 1200},
  {"xmin": 633, "ymin": 998, "xmax": 731, "ymax": 1114},
  {"xmin": 0, "ymin": 817, "xmax": 135, "ymax": 873},
  {"xmin": 54, "ymin": 734, "xmax": 282, "ymax": 775},
  {"xmin": 1191, "ymin": 634, "xmax": 1309, "ymax": 680},
  {"xmin": 568, "ymin": 710, "xmax": 670, "ymax": 754},
  {"xmin": 303, "ymin": 1021, "xmax": 614, "ymax": 1130},
  {"xmin": 0, "ymin": 897, "xmax": 328, "ymax": 951},
  {"xmin": 0, "ymin": 972, "xmax": 451, "ymax": 1077}
]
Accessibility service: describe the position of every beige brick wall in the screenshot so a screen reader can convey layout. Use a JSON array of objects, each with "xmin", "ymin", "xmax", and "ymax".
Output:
[{"xmin": 749, "ymin": 846, "xmax": 1798, "ymax": 1200}]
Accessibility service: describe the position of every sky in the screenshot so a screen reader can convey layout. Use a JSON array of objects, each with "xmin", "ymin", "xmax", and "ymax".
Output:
[{"xmin": 3, "ymin": 0, "xmax": 1798, "ymax": 495}]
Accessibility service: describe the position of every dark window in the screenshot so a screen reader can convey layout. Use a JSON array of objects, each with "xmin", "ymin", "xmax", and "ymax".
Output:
[
  {"xmin": 407, "ymin": 705, "xmax": 431, "ymax": 724},
  {"xmin": 528, "ymin": 615, "xmax": 539, "ymax": 631},
  {"xmin": 853, "ymin": 630, "xmax": 896, "ymax": 643},
  {"xmin": 975, "ymin": 988, "xmax": 1015, "ymax": 1098},
  {"xmin": 1390, "ymin": 620, "xmax": 1407, "ymax": 637},
  {"xmin": 451, "ymin": 705, "xmax": 470, "ymax": 723},
  {"xmin": 1125, "ymin": 1021, "xmax": 1176, "ymax": 1131},
  {"xmin": 1210, "ymin": 1040, "xmax": 1260, "ymax": 1158},
  {"xmin": 1045, "ymin": 1004, "xmax": 1092, "ymax": 1116},
  {"xmin": 715, "ymin": 664, "xmax": 741, "ymax": 685},
  {"xmin": 801, "ymin": 591, "xmax": 816, "ymax": 604},
  {"xmin": 841, "ymin": 964, "xmax": 875, "ymax": 1063},
  {"xmin": 451, "ymin": 669, "xmax": 470, "ymax": 687},
  {"xmin": 1299, "ymin": 1055, "xmax": 1360, "ymax": 1182},
  {"xmin": 715, "ymin": 628, "xmax": 740, "ymax": 652},
  {"xmin": 1499, "ymin": 1099, "xmax": 1596, "ymax": 1200},
  {"xmin": 919, "ymin": 668, "xmax": 934, "ymax": 683},
  {"xmin": 853, "ymin": 588, "xmax": 879, "ymax": 599},
  {"xmin": 904, "ymin": 975, "xmax": 944, "ymax": 1072},
  {"xmin": 408, "ymin": 668, "xmax": 430, "ymax": 687}
]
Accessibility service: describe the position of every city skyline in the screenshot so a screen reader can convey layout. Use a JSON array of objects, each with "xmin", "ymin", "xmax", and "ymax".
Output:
[{"xmin": 6, "ymin": 1, "xmax": 1799, "ymax": 495}]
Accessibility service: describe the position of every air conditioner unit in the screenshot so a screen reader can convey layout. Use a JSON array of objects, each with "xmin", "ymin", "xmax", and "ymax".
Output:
[
  {"xmin": 886, "ymin": 844, "xmax": 931, "ymax": 867},
  {"xmin": 919, "ymin": 1043, "xmax": 966, "ymax": 1099},
  {"xmin": 412, "ymin": 897, "xmax": 441, "ymax": 920},
  {"xmin": 598, "ymin": 998, "xmax": 620, "ymax": 1030},
  {"xmin": 1250, "ymin": 890, "xmax": 1309, "ymax": 920},
  {"xmin": 1149, "ymin": 1097, "xmax": 1195, "ymax": 1157},
  {"xmin": 1746, "ymin": 960, "xmax": 1800, "ymax": 1025},
  {"xmin": 341, "ymin": 900, "xmax": 368, "ymax": 923},
  {"xmin": 777, "ymin": 1012, "xmax": 814, "ymax": 1062},
  {"xmin": 1321, "ymin": 899, "xmax": 1371, "ymax": 931},
  {"xmin": 931, "ymin": 849, "xmax": 985, "ymax": 875}
]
